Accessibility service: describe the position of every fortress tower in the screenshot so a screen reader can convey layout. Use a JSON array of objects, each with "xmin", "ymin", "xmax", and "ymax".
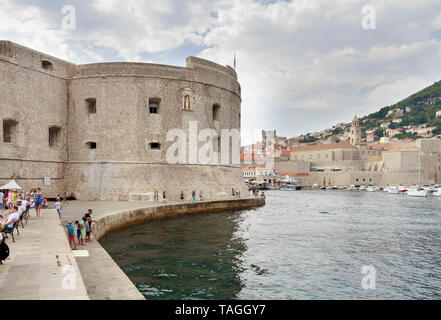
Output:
[
  {"xmin": 0, "ymin": 41, "xmax": 247, "ymax": 200},
  {"xmin": 350, "ymin": 115, "xmax": 361, "ymax": 145}
]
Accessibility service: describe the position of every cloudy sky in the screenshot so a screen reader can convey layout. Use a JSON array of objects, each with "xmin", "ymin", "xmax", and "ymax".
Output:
[{"xmin": 2, "ymin": 0, "xmax": 441, "ymax": 143}]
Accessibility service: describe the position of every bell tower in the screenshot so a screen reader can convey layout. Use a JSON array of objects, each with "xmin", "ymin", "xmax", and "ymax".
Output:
[{"xmin": 350, "ymin": 115, "xmax": 361, "ymax": 145}]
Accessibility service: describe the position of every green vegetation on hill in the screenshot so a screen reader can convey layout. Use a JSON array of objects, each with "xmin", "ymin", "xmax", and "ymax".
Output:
[
  {"xmin": 299, "ymin": 134, "xmax": 318, "ymax": 144},
  {"xmin": 359, "ymin": 80, "xmax": 441, "ymax": 137}
]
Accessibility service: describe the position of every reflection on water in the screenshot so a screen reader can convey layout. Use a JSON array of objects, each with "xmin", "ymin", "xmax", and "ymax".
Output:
[{"xmin": 101, "ymin": 190, "xmax": 441, "ymax": 299}]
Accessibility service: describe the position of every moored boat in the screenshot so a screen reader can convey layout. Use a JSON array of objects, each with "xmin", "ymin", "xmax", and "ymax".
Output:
[
  {"xmin": 407, "ymin": 188, "xmax": 427, "ymax": 197},
  {"xmin": 388, "ymin": 186, "xmax": 399, "ymax": 194}
]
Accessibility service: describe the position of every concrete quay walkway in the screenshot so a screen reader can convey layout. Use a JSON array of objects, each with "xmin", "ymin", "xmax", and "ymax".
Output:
[
  {"xmin": 60, "ymin": 201, "xmax": 150, "ymax": 300},
  {"xmin": 0, "ymin": 209, "xmax": 89, "ymax": 300}
]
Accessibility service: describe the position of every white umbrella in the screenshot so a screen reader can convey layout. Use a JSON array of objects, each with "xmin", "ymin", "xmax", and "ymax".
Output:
[{"xmin": 0, "ymin": 180, "xmax": 22, "ymax": 190}]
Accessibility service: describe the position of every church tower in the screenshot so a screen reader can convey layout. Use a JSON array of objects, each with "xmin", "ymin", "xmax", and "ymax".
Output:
[{"xmin": 350, "ymin": 115, "xmax": 361, "ymax": 145}]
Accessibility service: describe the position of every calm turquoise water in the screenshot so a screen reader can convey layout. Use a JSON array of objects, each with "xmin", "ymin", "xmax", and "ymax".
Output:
[{"xmin": 100, "ymin": 190, "xmax": 441, "ymax": 299}]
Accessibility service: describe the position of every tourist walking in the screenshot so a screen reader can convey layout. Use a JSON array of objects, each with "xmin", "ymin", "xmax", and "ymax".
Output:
[
  {"xmin": 232, "ymin": 188, "xmax": 235, "ymax": 197},
  {"xmin": 199, "ymin": 190, "xmax": 204, "ymax": 201},
  {"xmin": 180, "ymin": 191, "xmax": 184, "ymax": 200},
  {"xmin": 34, "ymin": 188, "xmax": 43, "ymax": 217},
  {"xmin": 192, "ymin": 191, "xmax": 196, "ymax": 201},
  {"xmin": 55, "ymin": 199, "xmax": 62, "ymax": 219},
  {"xmin": 162, "ymin": 191, "xmax": 167, "ymax": 204}
]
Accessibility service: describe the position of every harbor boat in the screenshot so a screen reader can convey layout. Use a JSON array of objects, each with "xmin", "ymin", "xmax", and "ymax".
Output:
[
  {"xmin": 422, "ymin": 186, "xmax": 436, "ymax": 193},
  {"xmin": 312, "ymin": 184, "xmax": 318, "ymax": 189},
  {"xmin": 434, "ymin": 188, "xmax": 441, "ymax": 197},
  {"xmin": 388, "ymin": 186, "xmax": 399, "ymax": 194},
  {"xmin": 359, "ymin": 185, "xmax": 366, "ymax": 191},
  {"xmin": 398, "ymin": 185, "xmax": 407, "ymax": 193},
  {"xmin": 407, "ymin": 188, "xmax": 427, "ymax": 197},
  {"xmin": 320, "ymin": 186, "xmax": 326, "ymax": 190},
  {"xmin": 347, "ymin": 184, "xmax": 357, "ymax": 191},
  {"xmin": 280, "ymin": 186, "xmax": 296, "ymax": 191},
  {"xmin": 332, "ymin": 185, "xmax": 338, "ymax": 190},
  {"xmin": 279, "ymin": 183, "xmax": 302, "ymax": 191},
  {"xmin": 366, "ymin": 185, "xmax": 377, "ymax": 192},
  {"xmin": 384, "ymin": 186, "xmax": 390, "ymax": 192},
  {"xmin": 406, "ymin": 152, "xmax": 427, "ymax": 197}
]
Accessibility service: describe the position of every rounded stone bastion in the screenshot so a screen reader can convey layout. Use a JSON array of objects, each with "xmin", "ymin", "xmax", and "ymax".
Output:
[{"xmin": 65, "ymin": 57, "xmax": 247, "ymax": 201}]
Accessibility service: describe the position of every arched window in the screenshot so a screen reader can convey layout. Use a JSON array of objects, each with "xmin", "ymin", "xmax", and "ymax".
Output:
[
  {"xmin": 3, "ymin": 119, "xmax": 18, "ymax": 143},
  {"xmin": 213, "ymin": 104, "xmax": 220, "ymax": 121},
  {"xmin": 149, "ymin": 98, "xmax": 160, "ymax": 114}
]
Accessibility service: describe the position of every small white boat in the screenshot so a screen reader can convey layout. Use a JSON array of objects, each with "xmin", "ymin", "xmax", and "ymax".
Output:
[
  {"xmin": 384, "ymin": 186, "xmax": 390, "ymax": 192},
  {"xmin": 366, "ymin": 186, "xmax": 376, "ymax": 192},
  {"xmin": 407, "ymin": 188, "xmax": 427, "ymax": 197},
  {"xmin": 359, "ymin": 185, "xmax": 366, "ymax": 191},
  {"xmin": 312, "ymin": 184, "xmax": 318, "ymax": 189},
  {"xmin": 388, "ymin": 187, "xmax": 399, "ymax": 194},
  {"xmin": 423, "ymin": 186, "xmax": 436, "ymax": 193},
  {"xmin": 433, "ymin": 189, "xmax": 441, "ymax": 197},
  {"xmin": 332, "ymin": 185, "xmax": 338, "ymax": 190},
  {"xmin": 347, "ymin": 184, "xmax": 357, "ymax": 191}
]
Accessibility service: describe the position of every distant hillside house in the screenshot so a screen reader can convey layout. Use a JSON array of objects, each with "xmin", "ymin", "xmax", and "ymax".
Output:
[
  {"xmin": 385, "ymin": 128, "xmax": 404, "ymax": 137},
  {"xmin": 436, "ymin": 110, "xmax": 441, "ymax": 118},
  {"xmin": 366, "ymin": 134, "xmax": 378, "ymax": 142}
]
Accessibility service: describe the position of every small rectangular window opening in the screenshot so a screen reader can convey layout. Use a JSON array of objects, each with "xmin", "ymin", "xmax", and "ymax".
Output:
[{"xmin": 86, "ymin": 98, "xmax": 97, "ymax": 114}]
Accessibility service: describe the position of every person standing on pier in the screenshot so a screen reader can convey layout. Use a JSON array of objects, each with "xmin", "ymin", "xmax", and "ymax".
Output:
[
  {"xmin": 162, "ymin": 191, "xmax": 167, "ymax": 204},
  {"xmin": 34, "ymin": 188, "xmax": 43, "ymax": 217},
  {"xmin": 65, "ymin": 221, "xmax": 77, "ymax": 250},
  {"xmin": 55, "ymin": 199, "xmax": 62, "ymax": 219}
]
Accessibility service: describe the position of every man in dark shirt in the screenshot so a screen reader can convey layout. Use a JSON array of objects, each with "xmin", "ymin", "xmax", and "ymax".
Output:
[{"xmin": 84, "ymin": 209, "xmax": 97, "ymax": 224}]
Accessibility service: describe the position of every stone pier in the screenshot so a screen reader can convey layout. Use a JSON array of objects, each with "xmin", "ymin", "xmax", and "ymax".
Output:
[{"xmin": 1, "ymin": 197, "xmax": 265, "ymax": 300}]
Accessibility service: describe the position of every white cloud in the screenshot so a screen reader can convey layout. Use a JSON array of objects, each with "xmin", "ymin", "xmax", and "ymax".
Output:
[{"xmin": 2, "ymin": 0, "xmax": 441, "ymax": 138}]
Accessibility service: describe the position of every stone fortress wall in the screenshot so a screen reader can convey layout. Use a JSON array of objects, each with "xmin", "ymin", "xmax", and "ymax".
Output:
[{"xmin": 0, "ymin": 41, "xmax": 247, "ymax": 200}]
